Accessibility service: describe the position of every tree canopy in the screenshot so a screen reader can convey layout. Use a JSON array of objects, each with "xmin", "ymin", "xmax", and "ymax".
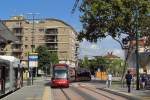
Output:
[
  {"xmin": 78, "ymin": 56, "xmax": 124, "ymax": 76},
  {"xmin": 78, "ymin": 0, "xmax": 150, "ymax": 47},
  {"xmin": 35, "ymin": 45, "xmax": 51, "ymax": 70},
  {"xmin": 35, "ymin": 45, "xmax": 58, "ymax": 72}
]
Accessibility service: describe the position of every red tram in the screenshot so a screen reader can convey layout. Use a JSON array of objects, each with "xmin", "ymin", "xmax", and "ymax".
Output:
[{"xmin": 51, "ymin": 64, "xmax": 69, "ymax": 88}]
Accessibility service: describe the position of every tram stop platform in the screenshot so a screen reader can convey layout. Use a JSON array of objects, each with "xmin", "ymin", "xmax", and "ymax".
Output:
[{"xmin": 93, "ymin": 77, "xmax": 150, "ymax": 100}]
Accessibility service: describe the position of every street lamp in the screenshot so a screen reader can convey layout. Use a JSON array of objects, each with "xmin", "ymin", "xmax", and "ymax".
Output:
[
  {"xmin": 26, "ymin": 13, "xmax": 40, "ymax": 85},
  {"xmin": 26, "ymin": 13, "xmax": 40, "ymax": 52},
  {"xmin": 134, "ymin": 5, "xmax": 140, "ymax": 90}
]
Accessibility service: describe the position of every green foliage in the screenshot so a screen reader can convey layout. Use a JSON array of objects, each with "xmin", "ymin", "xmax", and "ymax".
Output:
[
  {"xmin": 35, "ymin": 45, "xmax": 50, "ymax": 69},
  {"xmin": 106, "ymin": 59, "xmax": 124, "ymax": 76},
  {"xmin": 78, "ymin": 56, "xmax": 124, "ymax": 76},
  {"xmin": 78, "ymin": 0, "xmax": 150, "ymax": 43},
  {"xmin": 79, "ymin": 56, "xmax": 90, "ymax": 68},
  {"xmin": 49, "ymin": 51, "xmax": 59, "ymax": 65},
  {"xmin": 35, "ymin": 45, "xmax": 58, "ymax": 72}
]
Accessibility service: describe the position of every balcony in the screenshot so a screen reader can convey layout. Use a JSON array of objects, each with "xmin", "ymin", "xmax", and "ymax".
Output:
[
  {"xmin": 15, "ymin": 33, "xmax": 23, "ymax": 37},
  {"xmin": 12, "ymin": 48, "xmax": 23, "ymax": 53},
  {"xmin": 45, "ymin": 33, "xmax": 57, "ymax": 36},
  {"xmin": 12, "ymin": 23, "xmax": 23, "ymax": 28},
  {"xmin": 45, "ymin": 28, "xmax": 58, "ymax": 35},
  {"xmin": 13, "ymin": 41, "xmax": 23, "ymax": 45},
  {"xmin": 45, "ymin": 39, "xmax": 58, "ymax": 42},
  {"xmin": 48, "ymin": 47, "xmax": 58, "ymax": 50}
]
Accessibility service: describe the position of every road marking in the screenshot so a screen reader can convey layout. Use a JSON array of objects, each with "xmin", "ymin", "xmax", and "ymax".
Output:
[{"xmin": 42, "ymin": 86, "xmax": 52, "ymax": 100}]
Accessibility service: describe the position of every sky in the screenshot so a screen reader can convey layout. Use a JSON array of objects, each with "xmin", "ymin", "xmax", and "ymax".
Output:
[{"xmin": 0, "ymin": 0, "xmax": 124, "ymax": 59}]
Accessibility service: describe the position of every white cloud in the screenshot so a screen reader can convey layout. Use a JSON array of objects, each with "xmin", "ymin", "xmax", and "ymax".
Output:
[{"xmin": 78, "ymin": 36, "xmax": 125, "ymax": 59}]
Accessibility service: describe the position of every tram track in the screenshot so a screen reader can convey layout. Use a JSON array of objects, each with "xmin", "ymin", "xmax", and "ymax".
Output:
[
  {"xmin": 57, "ymin": 84, "xmax": 115, "ymax": 100},
  {"xmin": 78, "ymin": 85, "xmax": 115, "ymax": 100},
  {"xmin": 52, "ymin": 83, "xmax": 127, "ymax": 100},
  {"xmin": 60, "ymin": 88, "xmax": 72, "ymax": 100}
]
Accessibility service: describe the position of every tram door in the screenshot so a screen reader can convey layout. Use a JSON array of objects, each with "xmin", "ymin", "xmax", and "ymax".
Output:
[{"xmin": 0, "ymin": 66, "xmax": 5, "ymax": 94}]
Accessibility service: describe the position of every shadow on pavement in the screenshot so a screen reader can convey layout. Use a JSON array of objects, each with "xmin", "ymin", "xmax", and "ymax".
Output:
[{"xmin": 44, "ymin": 81, "xmax": 51, "ymax": 86}]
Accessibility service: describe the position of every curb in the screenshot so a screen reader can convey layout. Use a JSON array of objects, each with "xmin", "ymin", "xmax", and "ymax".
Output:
[{"xmin": 97, "ymin": 87, "xmax": 141, "ymax": 100}]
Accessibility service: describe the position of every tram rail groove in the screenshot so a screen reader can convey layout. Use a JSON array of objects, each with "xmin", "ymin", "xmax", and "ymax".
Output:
[
  {"xmin": 60, "ymin": 88, "xmax": 71, "ymax": 100},
  {"xmin": 96, "ymin": 87, "xmax": 141, "ymax": 100},
  {"xmin": 79, "ymin": 85, "xmax": 115, "ymax": 100}
]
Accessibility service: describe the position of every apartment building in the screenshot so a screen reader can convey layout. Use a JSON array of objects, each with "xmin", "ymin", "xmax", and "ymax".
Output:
[
  {"xmin": 3, "ymin": 16, "xmax": 79, "ymax": 68},
  {"xmin": 125, "ymin": 37, "xmax": 150, "ymax": 74}
]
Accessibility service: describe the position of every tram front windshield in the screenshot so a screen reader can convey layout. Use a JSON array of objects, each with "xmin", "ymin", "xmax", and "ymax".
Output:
[{"xmin": 54, "ymin": 69, "xmax": 67, "ymax": 79}]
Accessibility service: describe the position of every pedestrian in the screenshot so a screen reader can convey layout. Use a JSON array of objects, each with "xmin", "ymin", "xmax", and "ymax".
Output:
[
  {"xmin": 107, "ymin": 73, "xmax": 112, "ymax": 88},
  {"xmin": 125, "ymin": 70, "xmax": 132, "ymax": 93},
  {"xmin": 141, "ymin": 74, "xmax": 146, "ymax": 89}
]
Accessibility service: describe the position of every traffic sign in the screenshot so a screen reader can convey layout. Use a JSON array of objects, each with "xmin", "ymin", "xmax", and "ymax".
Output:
[{"xmin": 29, "ymin": 53, "xmax": 38, "ymax": 68}]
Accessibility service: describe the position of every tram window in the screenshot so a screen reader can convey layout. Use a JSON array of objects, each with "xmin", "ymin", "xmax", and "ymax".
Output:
[
  {"xmin": 0, "ymin": 69, "xmax": 1, "ymax": 79},
  {"xmin": 55, "ymin": 70, "xmax": 67, "ymax": 79}
]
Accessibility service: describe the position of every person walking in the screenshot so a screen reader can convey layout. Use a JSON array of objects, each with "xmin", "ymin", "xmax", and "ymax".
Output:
[
  {"xmin": 107, "ymin": 73, "xmax": 112, "ymax": 88},
  {"xmin": 125, "ymin": 70, "xmax": 132, "ymax": 93},
  {"xmin": 141, "ymin": 74, "xmax": 146, "ymax": 89}
]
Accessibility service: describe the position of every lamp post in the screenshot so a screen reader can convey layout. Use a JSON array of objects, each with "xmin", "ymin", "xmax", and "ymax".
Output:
[
  {"xmin": 26, "ymin": 13, "xmax": 40, "ymax": 52},
  {"xmin": 134, "ymin": 5, "xmax": 140, "ymax": 90},
  {"xmin": 26, "ymin": 13, "xmax": 39, "ymax": 84}
]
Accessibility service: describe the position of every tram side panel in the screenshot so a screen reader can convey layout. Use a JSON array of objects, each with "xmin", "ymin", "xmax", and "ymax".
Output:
[
  {"xmin": 0, "ymin": 60, "xmax": 10, "ymax": 95},
  {"xmin": 68, "ymin": 68, "xmax": 91, "ymax": 82},
  {"xmin": 68, "ymin": 68, "xmax": 76, "ymax": 82},
  {"xmin": 0, "ymin": 63, "xmax": 5, "ymax": 95},
  {"xmin": 0, "ymin": 57, "xmax": 22, "ymax": 96}
]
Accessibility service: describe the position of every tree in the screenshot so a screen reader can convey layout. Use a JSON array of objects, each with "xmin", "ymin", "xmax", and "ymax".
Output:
[
  {"xmin": 77, "ymin": 0, "xmax": 150, "ymax": 81},
  {"xmin": 35, "ymin": 45, "xmax": 51, "ymax": 72},
  {"xmin": 107, "ymin": 59, "xmax": 125, "ymax": 76},
  {"xmin": 78, "ymin": 0, "xmax": 150, "ymax": 43},
  {"xmin": 80, "ymin": 56, "xmax": 90, "ymax": 68},
  {"xmin": 35, "ymin": 45, "xmax": 58, "ymax": 74},
  {"xmin": 49, "ymin": 51, "xmax": 59, "ymax": 65}
]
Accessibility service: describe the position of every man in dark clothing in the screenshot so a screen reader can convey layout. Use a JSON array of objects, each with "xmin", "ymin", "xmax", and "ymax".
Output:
[
  {"xmin": 141, "ymin": 74, "xmax": 146, "ymax": 89},
  {"xmin": 125, "ymin": 70, "xmax": 132, "ymax": 93}
]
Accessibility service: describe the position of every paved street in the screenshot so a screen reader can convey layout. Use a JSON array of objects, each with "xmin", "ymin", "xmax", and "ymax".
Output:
[
  {"xmin": 2, "ymin": 77, "xmax": 146, "ymax": 100},
  {"xmin": 1, "ymin": 77, "xmax": 52, "ymax": 100},
  {"xmin": 1, "ymin": 77, "xmax": 150, "ymax": 100},
  {"xmin": 52, "ymin": 82, "xmax": 128, "ymax": 100}
]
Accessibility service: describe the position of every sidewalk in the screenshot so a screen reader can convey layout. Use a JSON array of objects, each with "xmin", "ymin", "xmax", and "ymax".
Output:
[
  {"xmin": 95, "ymin": 79, "xmax": 150, "ymax": 100},
  {"xmin": 1, "ymin": 77, "xmax": 52, "ymax": 100},
  {"xmin": 23, "ymin": 76, "xmax": 51, "ymax": 86}
]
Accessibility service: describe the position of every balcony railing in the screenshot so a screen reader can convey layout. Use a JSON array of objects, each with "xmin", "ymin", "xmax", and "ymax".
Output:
[
  {"xmin": 15, "ymin": 33, "xmax": 23, "ymax": 37},
  {"xmin": 12, "ymin": 48, "xmax": 23, "ymax": 53},
  {"xmin": 12, "ymin": 23, "xmax": 23, "ymax": 28},
  {"xmin": 13, "ymin": 41, "xmax": 23, "ymax": 45}
]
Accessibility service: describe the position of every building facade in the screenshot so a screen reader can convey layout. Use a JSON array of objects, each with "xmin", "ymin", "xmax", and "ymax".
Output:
[
  {"xmin": 2, "ymin": 16, "xmax": 79, "ymax": 68},
  {"xmin": 124, "ymin": 37, "xmax": 150, "ymax": 74}
]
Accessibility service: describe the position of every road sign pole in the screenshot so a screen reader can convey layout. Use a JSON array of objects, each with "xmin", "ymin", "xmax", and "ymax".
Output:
[{"xmin": 27, "ymin": 52, "xmax": 31, "ymax": 85}]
